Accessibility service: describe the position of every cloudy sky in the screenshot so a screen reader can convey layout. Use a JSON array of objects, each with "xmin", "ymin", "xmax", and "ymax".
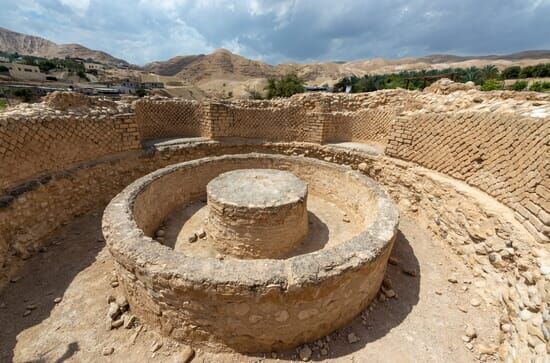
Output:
[{"xmin": 1, "ymin": 0, "xmax": 549, "ymax": 65}]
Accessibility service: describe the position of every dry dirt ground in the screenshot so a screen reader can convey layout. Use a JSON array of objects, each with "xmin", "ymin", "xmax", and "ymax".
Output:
[{"xmin": 0, "ymin": 209, "xmax": 500, "ymax": 363}]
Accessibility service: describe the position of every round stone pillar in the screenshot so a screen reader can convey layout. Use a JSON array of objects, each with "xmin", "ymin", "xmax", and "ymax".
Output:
[{"xmin": 206, "ymin": 169, "xmax": 308, "ymax": 259}]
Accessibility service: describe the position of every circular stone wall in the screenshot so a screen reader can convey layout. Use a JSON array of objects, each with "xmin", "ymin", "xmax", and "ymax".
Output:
[
  {"xmin": 206, "ymin": 169, "xmax": 308, "ymax": 259},
  {"xmin": 102, "ymin": 153, "xmax": 399, "ymax": 352}
]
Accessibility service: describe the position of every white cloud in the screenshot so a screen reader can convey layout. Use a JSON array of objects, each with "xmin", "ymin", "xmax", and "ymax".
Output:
[
  {"xmin": 0, "ymin": 0, "xmax": 548, "ymax": 65},
  {"xmin": 59, "ymin": 0, "xmax": 90, "ymax": 15}
]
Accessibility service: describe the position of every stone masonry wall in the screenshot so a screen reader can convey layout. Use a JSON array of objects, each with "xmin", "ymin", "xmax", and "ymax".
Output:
[
  {"xmin": 322, "ymin": 109, "xmax": 395, "ymax": 144},
  {"xmin": 133, "ymin": 98, "xmax": 395, "ymax": 144},
  {"xmin": 134, "ymin": 99, "xmax": 203, "ymax": 140},
  {"xmin": 386, "ymin": 111, "xmax": 550, "ymax": 242},
  {"xmin": 0, "ymin": 113, "xmax": 140, "ymax": 193}
]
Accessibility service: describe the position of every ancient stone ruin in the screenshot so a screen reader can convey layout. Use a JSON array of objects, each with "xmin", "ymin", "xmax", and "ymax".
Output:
[
  {"xmin": 103, "ymin": 154, "xmax": 398, "ymax": 352},
  {"xmin": 0, "ymin": 84, "xmax": 549, "ymax": 361}
]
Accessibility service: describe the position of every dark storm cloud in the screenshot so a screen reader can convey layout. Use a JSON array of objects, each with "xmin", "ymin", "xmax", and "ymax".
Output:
[{"xmin": 0, "ymin": 0, "xmax": 548, "ymax": 64}]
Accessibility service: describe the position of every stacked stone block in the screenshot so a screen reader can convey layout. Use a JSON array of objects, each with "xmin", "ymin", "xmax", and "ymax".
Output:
[
  {"xmin": 134, "ymin": 99, "xmax": 202, "ymax": 140},
  {"xmin": 322, "ymin": 109, "xmax": 395, "ymax": 144},
  {"xmin": 0, "ymin": 113, "xmax": 139, "ymax": 193},
  {"xmin": 386, "ymin": 111, "xmax": 549, "ymax": 242}
]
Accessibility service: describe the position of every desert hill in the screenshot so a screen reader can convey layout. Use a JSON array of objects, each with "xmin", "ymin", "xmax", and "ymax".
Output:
[
  {"xmin": 144, "ymin": 49, "xmax": 279, "ymax": 82},
  {"xmin": 146, "ymin": 49, "xmax": 550, "ymax": 86},
  {"xmin": 0, "ymin": 27, "xmax": 129, "ymax": 66}
]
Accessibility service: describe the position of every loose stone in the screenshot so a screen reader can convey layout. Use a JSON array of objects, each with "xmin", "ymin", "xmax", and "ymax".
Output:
[
  {"xmin": 520, "ymin": 310, "xmax": 533, "ymax": 321},
  {"xmin": 174, "ymin": 345, "xmax": 195, "ymax": 363},
  {"xmin": 111, "ymin": 318, "xmax": 124, "ymax": 329},
  {"xmin": 102, "ymin": 347, "xmax": 114, "ymax": 356},
  {"xmin": 388, "ymin": 257, "xmax": 399, "ymax": 265},
  {"xmin": 448, "ymin": 275, "xmax": 458, "ymax": 283},
  {"xmin": 124, "ymin": 314, "xmax": 136, "ymax": 329},
  {"xmin": 470, "ymin": 298, "xmax": 481, "ymax": 307},
  {"xmin": 151, "ymin": 341, "xmax": 163, "ymax": 353},
  {"xmin": 347, "ymin": 332, "xmax": 360, "ymax": 344},
  {"xmin": 299, "ymin": 345, "xmax": 312, "ymax": 361},
  {"xmin": 402, "ymin": 268, "xmax": 417, "ymax": 277},
  {"xmin": 465, "ymin": 325, "xmax": 477, "ymax": 339},
  {"xmin": 108, "ymin": 302, "xmax": 121, "ymax": 320}
]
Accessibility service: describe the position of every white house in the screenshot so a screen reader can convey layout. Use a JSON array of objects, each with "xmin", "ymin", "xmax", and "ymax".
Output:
[{"xmin": 84, "ymin": 63, "xmax": 104, "ymax": 71}]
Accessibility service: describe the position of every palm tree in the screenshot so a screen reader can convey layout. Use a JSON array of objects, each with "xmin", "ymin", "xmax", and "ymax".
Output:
[
  {"xmin": 463, "ymin": 66, "xmax": 481, "ymax": 83},
  {"xmin": 480, "ymin": 64, "xmax": 499, "ymax": 81}
]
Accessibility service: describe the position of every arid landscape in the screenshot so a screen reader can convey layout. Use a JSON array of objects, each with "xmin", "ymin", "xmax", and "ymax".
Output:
[
  {"xmin": 1, "ymin": 2, "xmax": 549, "ymax": 363},
  {"xmin": 1, "ymin": 27, "xmax": 550, "ymax": 99}
]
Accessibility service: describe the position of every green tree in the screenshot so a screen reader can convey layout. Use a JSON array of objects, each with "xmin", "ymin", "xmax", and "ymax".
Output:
[
  {"xmin": 519, "ymin": 66, "xmax": 535, "ymax": 78},
  {"xmin": 501, "ymin": 66, "xmax": 521, "ymax": 79},
  {"xmin": 265, "ymin": 74, "xmax": 304, "ymax": 98},
  {"xmin": 480, "ymin": 65, "xmax": 499, "ymax": 81},
  {"xmin": 37, "ymin": 59, "xmax": 57, "ymax": 73},
  {"xmin": 462, "ymin": 66, "xmax": 481, "ymax": 84}
]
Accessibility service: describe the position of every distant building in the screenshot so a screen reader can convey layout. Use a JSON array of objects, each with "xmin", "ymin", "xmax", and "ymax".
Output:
[
  {"xmin": 111, "ymin": 79, "xmax": 141, "ymax": 94},
  {"xmin": 0, "ymin": 56, "xmax": 9, "ymax": 62},
  {"xmin": 110, "ymin": 79, "xmax": 164, "ymax": 94},
  {"xmin": 141, "ymin": 82, "xmax": 164, "ymax": 89},
  {"xmin": 0, "ymin": 62, "xmax": 46, "ymax": 81},
  {"xmin": 84, "ymin": 63, "xmax": 104, "ymax": 71},
  {"xmin": 65, "ymin": 56, "xmax": 86, "ymax": 63}
]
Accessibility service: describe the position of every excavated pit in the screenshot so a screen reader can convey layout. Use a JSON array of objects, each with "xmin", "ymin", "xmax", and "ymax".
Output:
[{"xmin": 102, "ymin": 153, "xmax": 399, "ymax": 352}]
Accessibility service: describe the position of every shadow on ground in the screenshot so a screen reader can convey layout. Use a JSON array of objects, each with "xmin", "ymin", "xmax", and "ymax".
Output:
[
  {"xmin": 247, "ymin": 227, "xmax": 421, "ymax": 361},
  {"xmin": 0, "ymin": 212, "xmax": 103, "ymax": 363}
]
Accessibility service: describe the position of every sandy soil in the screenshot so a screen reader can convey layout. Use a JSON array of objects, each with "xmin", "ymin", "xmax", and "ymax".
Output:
[{"xmin": 0, "ymin": 211, "xmax": 500, "ymax": 363}]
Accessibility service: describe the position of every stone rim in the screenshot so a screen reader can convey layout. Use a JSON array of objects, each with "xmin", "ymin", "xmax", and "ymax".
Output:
[
  {"xmin": 102, "ymin": 153, "xmax": 399, "ymax": 290},
  {"xmin": 206, "ymin": 168, "xmax": 308, "ymax": 210}
]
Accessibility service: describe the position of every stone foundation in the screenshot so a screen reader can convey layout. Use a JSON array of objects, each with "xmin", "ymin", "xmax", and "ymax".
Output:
[{"xmin": 102, "ymin": 154, "xmax": 398, "ymax": 352}]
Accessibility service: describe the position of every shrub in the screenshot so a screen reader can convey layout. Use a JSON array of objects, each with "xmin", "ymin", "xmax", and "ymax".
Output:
[
  {"xmin": 135, "ymin": 88, "xmax": 147, "ymax": 97},
  {"xmin": 480, "ymin": 79, "xmax": 504, "ymax": 91},
  {"xmin": 528, "ymin": 82, "xmax": 550, "ymax": 92},
  {"xmin": 0, "ymin": 99, "xmax": 7, "ymax": 111},
  {"xmin": 510, "ymin": 80, "xmax": 528, "ymax": 91},
  {"xmin": 13, "ymin": 88, "xmax": 33, "ymax": 102},
  {"xmin": 265, "ymin": 74, "xmax": 304, "ymax": 98},
  {"xmin": 245, "ymin": 86, "xmax": 264, "ymax": 100}
]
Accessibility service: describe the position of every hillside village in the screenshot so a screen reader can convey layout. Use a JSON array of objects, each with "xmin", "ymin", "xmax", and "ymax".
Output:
[{"xmin": 0, "ymin": 51, "xmax": 164, "ymax": 96}]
